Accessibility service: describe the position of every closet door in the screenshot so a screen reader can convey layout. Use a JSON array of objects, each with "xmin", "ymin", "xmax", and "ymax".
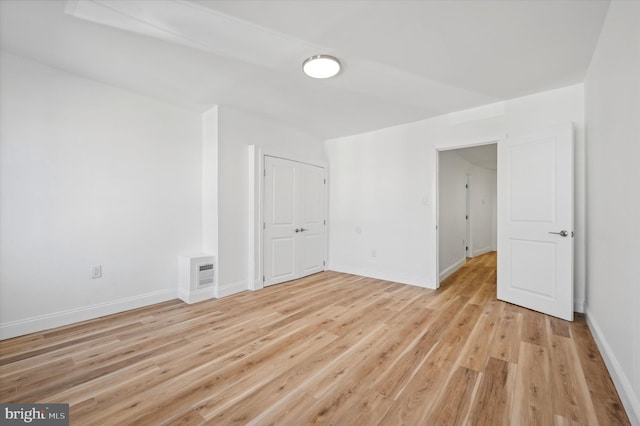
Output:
[
  {"xmin": 263, "ymin": 156, "xmax": 326, "ymax": 287},
  {"xmin": 263, "ymin": 156, "xmax": 297, "ymax": 286},
  {"xmin": 296, "ymin": 162, "xmax": 326, "ymax": 277}
]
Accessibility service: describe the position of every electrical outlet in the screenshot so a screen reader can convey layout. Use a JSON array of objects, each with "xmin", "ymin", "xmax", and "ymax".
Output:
[{"xmin": 90, "ymin": 265, "xmax": 102, "ymax": 279}]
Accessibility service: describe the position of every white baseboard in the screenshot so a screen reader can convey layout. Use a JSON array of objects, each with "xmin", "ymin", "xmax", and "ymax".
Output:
[
  {"xmin": 470, "ymin": 246, "xmax": 493, "ymax": 257},
  {"xmin": 328, "ymin": 263, "xmax": 434, "ymax": 289},
  {"xmin": 217, "ymin": 280, "xmax": 247, "ymax": 298},
  {"xmin": 0, "ymin": 289, "xmax": 177, "ymax": 340},
  {"xmin": 178, "ymin": 285, "xmax": 215, "ymax": 304},
  {"xmin": 574, "ymin": 299, "xmax": 585, "ymax": 313},
  {"xmin": 585, "ymin": 306, "xmax": 640, "ymax": 425},
  {"xmin": 439, "ymin": 258, "xmax": 466, "ymax": 283},
  {"xmin": 249, "ymin": 279, "xmax": 264, "ymax": 291}
]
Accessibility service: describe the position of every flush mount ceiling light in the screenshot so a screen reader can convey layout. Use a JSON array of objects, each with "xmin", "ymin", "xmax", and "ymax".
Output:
[{"xmin": 302, "ymin": 55, "xmax": 341, "ymax": 79}]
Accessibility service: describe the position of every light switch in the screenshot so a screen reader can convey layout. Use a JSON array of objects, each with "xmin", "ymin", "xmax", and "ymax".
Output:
[{"xmin": 90, "ymin": 265, "xmax": 102, "ymax": 279}]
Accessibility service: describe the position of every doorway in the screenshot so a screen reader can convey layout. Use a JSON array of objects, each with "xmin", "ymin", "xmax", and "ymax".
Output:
[
  {"xmin": 465, "ymin": 174, "xmax": 471, "ymax": 260},
  {"xmin": 437, "ymin": 143, "xmax": 497, "ymax": 284},
  {"xmin": 434, "ymin": 125, "xmax": 574, "ymax": 319}
]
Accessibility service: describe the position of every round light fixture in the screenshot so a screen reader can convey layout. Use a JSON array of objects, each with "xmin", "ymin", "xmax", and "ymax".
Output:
[{"xmin": 302, "ymin": 55, "xmax": 341, "ymax": 79}]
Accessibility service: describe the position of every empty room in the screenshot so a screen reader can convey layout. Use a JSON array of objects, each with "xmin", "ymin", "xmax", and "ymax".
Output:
[{"xmin": 1, "ymin": 0, "xmax": 638, "ymax": 425}]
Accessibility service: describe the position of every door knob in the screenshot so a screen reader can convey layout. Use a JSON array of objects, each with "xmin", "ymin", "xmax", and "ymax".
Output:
[
  {"xmin": 549, "ymin": 230, "xmax": 569, "ymax": 237},
  {"xmin": 300, "ymin": 228, "xmax": 308, "ymax": 232},
  {"xmin": 295, "ymin": 228, "xmax": 301, "ymax": 233}
]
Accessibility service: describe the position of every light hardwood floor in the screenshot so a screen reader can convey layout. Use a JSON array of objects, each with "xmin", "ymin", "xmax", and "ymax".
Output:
[{"xmin": 0, "ymin": 252, "xmax": 630, "ymax": 425}]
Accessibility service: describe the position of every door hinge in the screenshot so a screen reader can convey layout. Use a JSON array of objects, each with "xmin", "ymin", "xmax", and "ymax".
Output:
[
  {"xmin": 263, "ymin": 275, "xmax": 265, "ymax": 282},
  {"xmin": 466, "ymin": 215, "xmax": 468, "ymax": 220},
  {"xmin": 465, "ymin": 246, "xmax": 468, "ymax": 251},
  {"xmin": 264, "ymin": 169, "xmax": 266, "ymax": 177},
  {"xmin": 324, "ymin": 219, "xmax": 326, "ymax": 225},
  {"xmin": 324, "ymin": 178, "xmax": 326, "ymax": 184},
  {"xmin": 466, "ymin": 184, "xmax": 468, "ymax": 189},
  {"xmin": 263, "ymin": 222, "xmax": 266, "ymax": 230},
  {"xmin": 323, "ymin": 260, "xmax": 326, "ymax": 266}
]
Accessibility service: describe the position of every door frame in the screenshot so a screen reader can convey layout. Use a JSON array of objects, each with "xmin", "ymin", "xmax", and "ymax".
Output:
[
  {"xmin": 435, "ymin": 137, "xmax": 502, "ymax": 288},
  {"xmin": 248, "ymin": 145, "xmax": 328, "ymax": 291},
  {"xmin": 466, "ymin": 174, "xmax": 472, "ymax": 258}
]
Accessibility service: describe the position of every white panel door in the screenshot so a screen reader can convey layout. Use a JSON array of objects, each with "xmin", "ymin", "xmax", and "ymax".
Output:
[
  {"xmin": 263, "ymin": 157, "xmax": 297, "ymax": 286},
  {"xmin": 263, "ymin": 156, "xmax": 326, "ymax": 286},
  {"xmin": 497, "ymin": 124, "xmax": 574, "ymax": 320},
  {"xmin": 297, "ymin": 164, "xmax": 326, "ymax": 277}
]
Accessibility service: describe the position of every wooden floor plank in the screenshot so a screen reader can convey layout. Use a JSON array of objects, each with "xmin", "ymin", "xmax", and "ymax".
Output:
[
  {"xmin": 0, "ymin": 251, "xmax": 630, "ymax": 425},
  {"xmin": 549, "ymin": 334, "xmax": 600, "ymax": 425},
  {"xmin": 570, "ymin": 315, "xmax": 631, "ymax": 426},
  {"xmin": 512, "ymin": 341, "xmax": 554, "ymax": 425},
  {"xmin": 424, "ymin": 366, "xmax": 479, "ymax": 425},
  {"xmin": 373, "ymin": 294, "xmax": 468, "ymax": 400},
  {"xmin": 467, "ymin": 356, "xmax": 517, "ymax": 425},
  {"xmin": 379, "ymin": 302, "xmax": 483, "ymax": 425},
  {"xmin": 488, "ymin": 308, "xmax": 523, "ymax": 363},
  {"xmin": 457, "ymin": 302, "xmax": 504, "ymax": 371},
  {"xmin": 522, "ymin": 309, "xmax": 550, "ymax": 346}
]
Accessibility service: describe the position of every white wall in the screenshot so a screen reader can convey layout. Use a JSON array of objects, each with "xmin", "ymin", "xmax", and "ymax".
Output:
[
  {"xmin": 217, "ymin": 106, "xmax": 324, "ymax": 295},
  {"xmin": 202, "ymin": 107, "xmax": 218, "ymax": 257},
  {"xmin": 491, "ymin": 169, "xmax": 498, "ymax": 251},
  {"xmin": 0, "ymin": 54, "xmax": 326, "ymax": 338},
  {"xmin": 468, "ymin": 165, "xmax": 498, "ymax": 257},
  {"xmin": 584, "ymin": 2, "xmax": 640, "ymax": 423},
  {"xmin": 0, "ymin": 52, "xmax": 203, "ymax": 339},
  {"xmin": 326, "ymin": 84, "xmax": 585, "ymax": 299},
  {"xmin": 469, "ymin": 165, "xmax": 496, "ymax": 256},
  {"xmin": 438, "ymin": 150, "xmax": 469, "ymax": 279},
  {"xmin": 326, "ymin": 127, "xmax": 434, "ymax": 286}
]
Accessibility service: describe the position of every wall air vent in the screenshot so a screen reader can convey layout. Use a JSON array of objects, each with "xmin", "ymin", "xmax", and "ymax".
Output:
[
  {"xmin": 178, "ymin": 255, "xmax": 215, "ymax": 304},
  {"xmin": 198, "ymin": 263, "xmax": 215, "ymax": 288}
]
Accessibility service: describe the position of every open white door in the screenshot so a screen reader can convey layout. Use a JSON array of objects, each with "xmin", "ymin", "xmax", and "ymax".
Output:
[
  {"xmin": 263, "ymin": 156, "xmax": 326, "ymax": 287},
  {"xmin": 497, "ymin": 124, "xmax": 574, "ymax": 321}
]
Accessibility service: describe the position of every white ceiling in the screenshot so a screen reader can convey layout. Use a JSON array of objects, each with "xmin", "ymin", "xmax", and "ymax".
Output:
[
  {"xmin": 454, "ymin": 144, "xmax": 498, "ymax": 171},
  {"xmin": 0, "ymin": 0, "xmax": 609, "ymax": 139}
]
